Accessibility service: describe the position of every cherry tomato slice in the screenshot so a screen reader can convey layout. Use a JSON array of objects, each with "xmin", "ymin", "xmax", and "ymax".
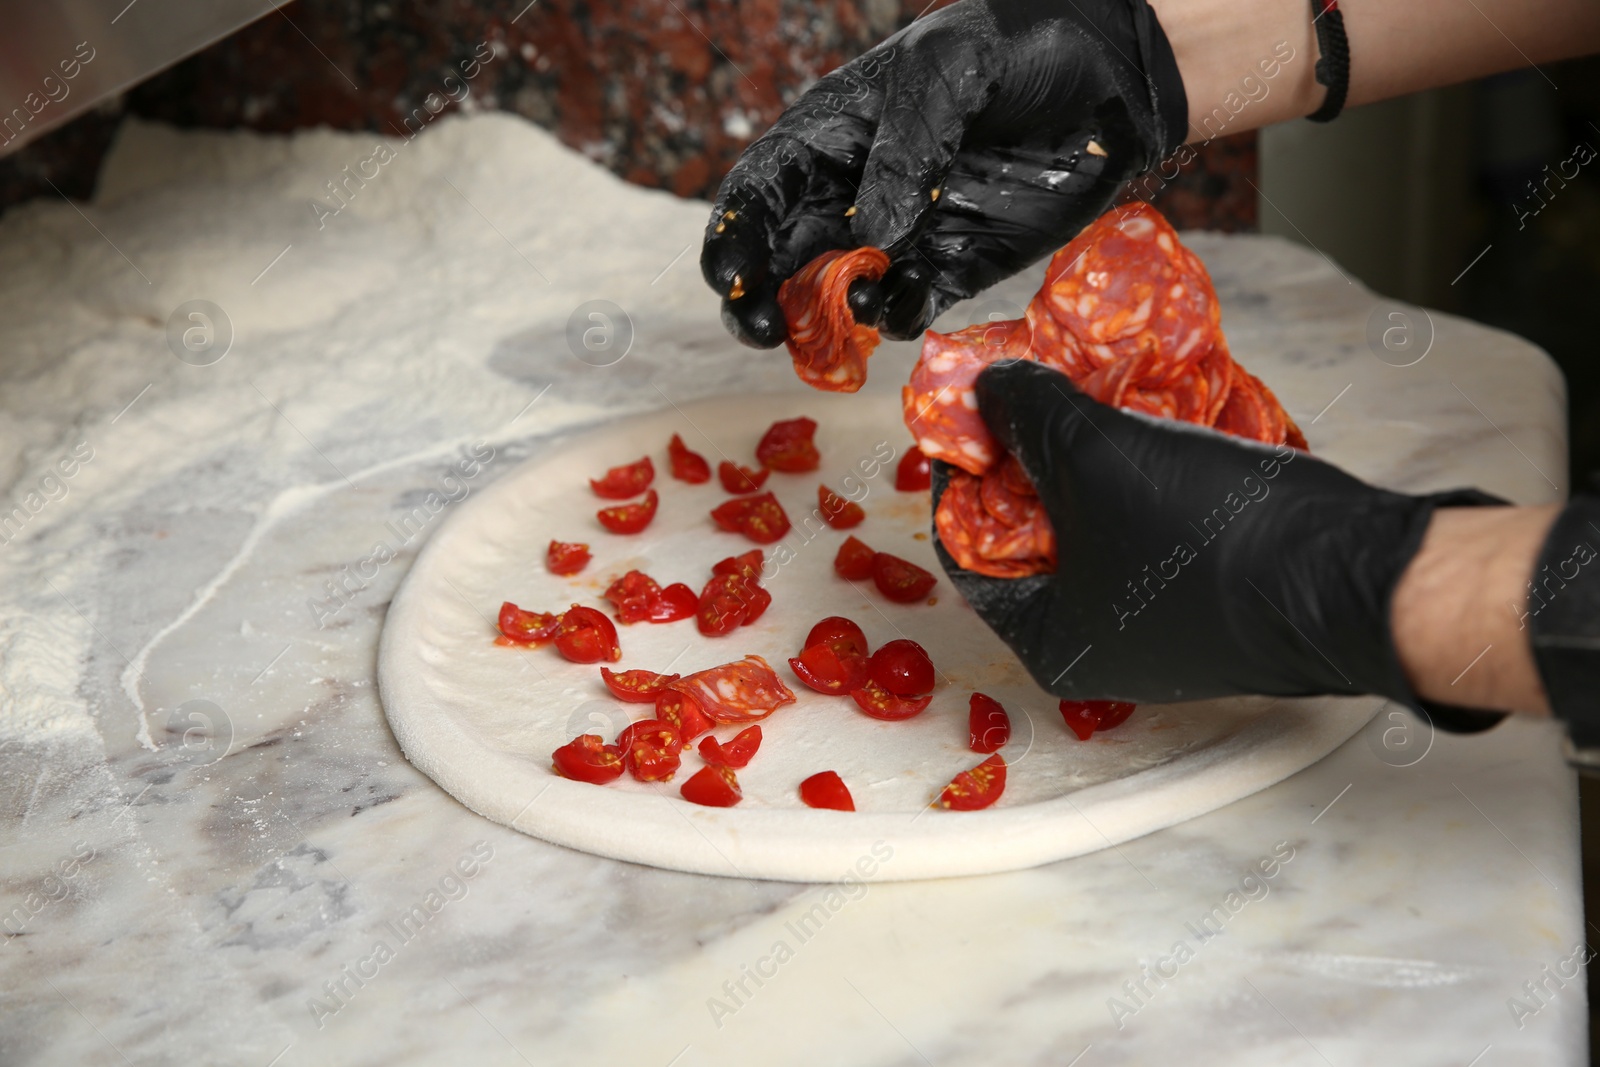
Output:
[
  {"xmin": 591, "ymin": 456, "xmax": 655, "ymax": 499},
  {"xmin": 850, "ymin": 680, "xmax": 933, "ymax": 721},
  {"xmin": 818, "ymin": 486, "xmax": 865, "ymax": 529},
  {"xmin": 790, "ymin": 642, "xmax": 870, "ymax": 694},
  {"xmin": 1059, "ymin": 699, "xmax": 1138, "ymax": 740},
  {"xmin": 604, "ymin": 569, "xmax": 664, "ymax": 624},
  {"xmin": 680, "ymin": 764, "xmax": 742, "ymax": 807},
  {"xmin": 699, "ymin": 725, "xmax": 762, "ymax": 768},
  {"xmin": 551, "ymin": 735, "xmax": 624, "ymax": 784},
  {"xmin": 497, "ymin": 602, "xmax": 560, "ymax": 646},
  {"xmin": 895, "ymin": 446, "xmax": 932, "ymax": 491},
  {"xmin": 968, "ymin": 693, "xmax": 1011, "ymax": 753},
  {"xmin": 553, "ymin": 605, "xmax": 622, "ymax": 663},
  {"xmin": 546, "ymin": 540, "xmax": 591, "ymax": 576},
  {"xmin": 938, "ymin": 754, "xmax": 1007, "ymax": 810},
  {"xmin": 621, "ymin": 719, "xmax": 684, "ymax": 782},
  {"xmin": 868, "ymin": 638, "xmax": 935, "ymax": 697},
  {"xmin": 799, "ymin": 770, "xmax": 855, "ymax": 811},
  {"xmin": 712, "ymin": 549, "xmax": 765, "ymax": 581},
  {"xmin": 597, "ymin": 489, "xmax": 659, "ymax": 535},
  {"xmin": 710, "ymin": 492, "xmax": 791, "ymax": 544},
  {"xmin": 718, "ymin": 460, "xmax": 771, "ymax": 494},
  {"xmin": 756, "ymin": 417, "xmax": 820, "ymax": 472},
  {"xmin": 697, "ymin": 573, "xmax": 755, "ymax": 636},
  {"xmin": 668, "ymin": 433, "xmax": 711, "ymax": 484},
  {"xmin": 871, "ymin": 552, "xmax": 937, "ymax": 603},
  {"xmin": 740, "ymin": 584, "xmax": 773, "ymax": 624},
  {"xmin": 600, "ymin": 667, "xmax": 681, "ymax": 703},
  {"xmin": 656, "ymin": 688, "xmax": 713, "ymax": 742},
  {"xmin": 804, "ymin": 616, "xmax": 869, "ymax": 657},
  {"xmin": 834, "ymin": 536, "xmax": 876, "ymax": 581},
  {"xmin": 651, "ymin": 582, "xmax": 699, "ymax": 623}
]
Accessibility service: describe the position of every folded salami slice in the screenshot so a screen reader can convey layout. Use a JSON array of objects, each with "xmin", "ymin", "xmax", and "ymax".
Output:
[
  {"xmin": 778, "ymin": 248, "xmax": 891, "ymax": 393},
  {"xmin": 669, "ymin": 655, "xmax": 798, "ymax": 725}
]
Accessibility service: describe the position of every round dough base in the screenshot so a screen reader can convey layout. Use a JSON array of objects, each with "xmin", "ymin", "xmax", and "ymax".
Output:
[{"xmin": 379, "ymin": 391, "xmax": 1375, "ymax": 882}]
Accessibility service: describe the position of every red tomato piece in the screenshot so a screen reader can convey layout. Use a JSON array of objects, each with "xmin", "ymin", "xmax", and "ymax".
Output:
[
  {"xmin": 597, "ymin": 489, "xmax": 659, "ymax": 535},
  {"xmin": 871, "ymin": 552, "xmax": 937, "ymax": 603},
  {"xmin": 600, "ymin": 667, "xmax": 681, "ymax": 703},
  {"xmin": 712, "ymin": 549, "xmax": 766, "ymax": 580},
  {"xmin": 804, "ymin": 616, "xmax": 869, "ymax": 657},
  {"xmin": 938, "ymin": 754, "xmax": 1007, "ymax": 810},
  {"xmin": 622, "ymin": 719, "xmax": 685, "ymax": 782},
  {"xmin": 696, "ymin": 573, "xmax": 756, "ymax": 635},
  {"xmin": 497, "ymin": 602, "xmax": 560, "ymax": 647},
  {"xmin": 553, "ymin": 605, "xmax": 622, "ymax": 663},
  {"xmin": 968, "ymin": 693, "xmax": 1011, "ymax": 753},
  {"xmin": 756, "ymin": 417, "xmax": 821, "ymax": 472},
  {"xmin": 590, "ymin": 456, "xmax": 655, "ymax": 499},
  {"xmin": 680, "ymin": 764, "xmax": 742, "ymax": 807},
  {"xmin": 656, "ymin": 689, "xmax": 713, "ymax": 742},
  {"xmin": 850, "ymin": 680, "xmax": 933, "ymax": 721},
  {"xmin": 710, "ymin": 492, "xmax": 791, "ymax": 544},
  {"xmin": 546, "ymin": 540, "xmax": 591, "ymax": 576},
  {"xmin": 603, "ymin": 569, "xmax": 664, "ymax": 624},
  {"xmin": 799, "ymin": 770, "xmax": 855, "ymax": 811},
  {"xmin": 668, "ymin": 433, "xmax": 711, "ymax": 484},
  {"xmin": 1059, "ymin": 699, "xmax": 1138, "ymax": 740},
  {"xmin": 790, "ymin": 641, "xmax": 870, "ymax": 694},
  {"xmin": 718, "ymin": 461, "xmax": 771, "ymax": 494},
  {"xmin": 818, "ymin": 486, "xmax": 865, "ymax": 529},
  {"xmin": 868, "ymin": 638, "xmax": 935, "ymax": 697},
  {"xmin": 651, "ymin": 582, "xmax": 698, "ymax": 623},
  {"xmin": 834, "ymin": 536, "xmax": 876, "ymax": 581},
  {"xmin": 551, "ymin": 735, "xmax": 624, "ymax": 784},
  {"xmin": 895, "ymin": 446, "xmax": 932, "ymax": 491},
  {"xmin": 673, "ymin": 655, "xmax": 797, "ymax": 724},
  {"xmin": 698, "ymin": 725, "xmax": 762, "ymax": 768}
]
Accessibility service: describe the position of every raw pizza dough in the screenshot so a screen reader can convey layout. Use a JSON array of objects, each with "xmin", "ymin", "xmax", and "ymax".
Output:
[{"xmin": 379, "ymin": 392, "xmax": 1375, "ymax": 882}]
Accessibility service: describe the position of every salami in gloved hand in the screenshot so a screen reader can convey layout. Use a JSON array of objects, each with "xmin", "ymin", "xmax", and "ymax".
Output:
[
  {"xmin": 700, "ymin": 0, "xmax": 1189, "ymax": 347},
  {"xmin": 935, "ymin": 360, "xmax": 1509, "ymax": 731}
]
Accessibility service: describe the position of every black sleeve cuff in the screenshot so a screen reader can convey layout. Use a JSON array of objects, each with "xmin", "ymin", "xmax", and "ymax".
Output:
[{"xmin": 1528, "ymin": 491, "xmax": 1600, "ymax": 761}]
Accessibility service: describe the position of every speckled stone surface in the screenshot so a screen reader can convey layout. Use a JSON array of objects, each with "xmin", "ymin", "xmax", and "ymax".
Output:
[{"xmin": 0, "ymin": 114, "xmax": 1579, "ymax": 1066}]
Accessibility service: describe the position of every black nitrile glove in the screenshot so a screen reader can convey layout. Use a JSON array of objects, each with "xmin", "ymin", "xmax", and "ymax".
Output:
[
  {"xmin": 700, "ymin": 0, "xmax": 1188, "ymax": 347},
  {"xmin": 935, "ymin": 361, "xmax": 1510, "ymax": 730}
]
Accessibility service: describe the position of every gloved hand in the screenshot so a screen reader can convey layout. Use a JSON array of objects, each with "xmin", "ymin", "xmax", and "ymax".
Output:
[
  {"xmin": 700, "ymin": 0, "xmax": 1189, "ymax": 347},
  {"xmin": 935, "ymin": 360, "xmax": 1509, "ymax": 728}
]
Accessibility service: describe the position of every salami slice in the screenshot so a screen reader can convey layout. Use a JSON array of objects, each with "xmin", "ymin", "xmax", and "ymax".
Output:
[
  {"xmin": 778, "ymin": 248, "xmax": 892, "ymax": 393},
  {"xmin": 669, "ymin": 654, "xmax": 798, "ymax": 725},
  {"xmin": 902, "ymin": 318, "xmax": 1033, "ymax": 476}
]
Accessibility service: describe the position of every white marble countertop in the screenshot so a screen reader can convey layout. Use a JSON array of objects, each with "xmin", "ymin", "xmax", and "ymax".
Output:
[{"xmin": 0, "ymin": 114, "xmax": 1583, "ymax": 1066}]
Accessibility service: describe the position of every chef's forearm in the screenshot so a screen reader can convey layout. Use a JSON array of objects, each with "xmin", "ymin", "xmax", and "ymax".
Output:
[
  {"xmin": 1146, "ymin": 0, "xmax": 1600, "ymax": 143},
  {"xmin": 1390, "ymin": 505, "xmax": 1558, "ymax": 716}
]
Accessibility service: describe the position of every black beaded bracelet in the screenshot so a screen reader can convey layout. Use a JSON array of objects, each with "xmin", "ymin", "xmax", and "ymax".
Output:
[{"xmin": 1307, "ymin": 0, "xmax": 1349, "ymax": 123}]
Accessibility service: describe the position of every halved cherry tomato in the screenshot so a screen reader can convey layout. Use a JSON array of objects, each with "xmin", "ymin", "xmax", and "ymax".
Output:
[
  {"xmin": 547, "ymin": 540, "xmax": 591, "ymax": 576},
  {"xmin": 804, "ymin": 616, "xmax": 869, "ymax": 657},
  {"xmin": 872, "ymin": 552, "xmax": 937, "ymax": 603},
  {"xmin": 653, "ymin": 582, "xmax": 698, "ymax": 622},
  {"xmin": 604, "ymin": 569, "xmax": 664, "ymax": 624},
  {"xmin": 895, "ymin": 446, "xmax": 932, "ymax": 491},
  {"xmin": 938, "ymin": 754, "xmax": 1006, "ymax": 810},
  {"xmin": 497, "ymin": 602, "xmax": 560, "ymax": 646},
  {"xmin": 969, "ymin": 693, "xmax": 1011, "ymax": 753},
  {"xmin": 552, "ymin": 735, "xmax": 624, "ymax": 784},
  {"xmin": 740, "ymin": 584, "xmax": 773, "ymax": 624},
  {"xmin": 834, "ymin": 536, "xmax": 877, "ymax": 581},
  {"xmin": 680, "ymin": 764, "xmax": 742, "ymax": 807},
  {"xmin": 698, "ymin": 725, "xmax": 762, "ymax": 768},
  {"xmin": 756, "ymin": 417, "xmax": 820, "ymax": 472},
  {"xmin": 799, "ymin": 771, "xmax": 855, "ymax": 811},
  {"xmin": 621, "ymin": 718, "xmax": 684, "ymax": 782},
  {"xmin": 668, "ymin": 433, "xmax": 711, "ymax": 484},
  {"xmin": 719, "ymin": 460, "xmax": 770, "ymax": 494},
  {"xmin": 790, "ymin": 641, "xmax": 871, "ymax": 694},
  {"xmin": 868, "ymin": 639, "xmax": 935, "ymax": 697},
  {"xmin": 819, "ymin": 486, "xmax": 865, "ymax": 529},
  {"xmin": 1058, "ymin": 699, "xmax": 1138, "ymax": 741},
  {"xmin": 656, "ymin": 688, "xmax": 713, "ymax": 742},
  {"xmin": 553, "ymin": 605, "xmax": 622, "ymax": 663},
  {"xmin": 712, "ymin": 549, "xmax": 765, "ymax": 580},
  {"xmin": 600, "ymin": 667, "xmax": 681, "ymax": 703},
  {"xmin": 697, "ymin": 573, "xmax": 760, "ymax": 635},
  {"xmin": 674, "ymin": 655, "xmax": 797, "ymax": 724},
  {"xmin": 597, "ymin": 489, "xmax": 659, "ymax": 535},
  {"xmin": 591, "ymin": 456, "xmax": 655, "ymax": 499},
  {"xmin": 850, "ymin": 680, "xmax": 932, "ymax": 721},
  {"xmin": 710, "ymin": 492, "xmax": 791, "ymax": 544}
]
